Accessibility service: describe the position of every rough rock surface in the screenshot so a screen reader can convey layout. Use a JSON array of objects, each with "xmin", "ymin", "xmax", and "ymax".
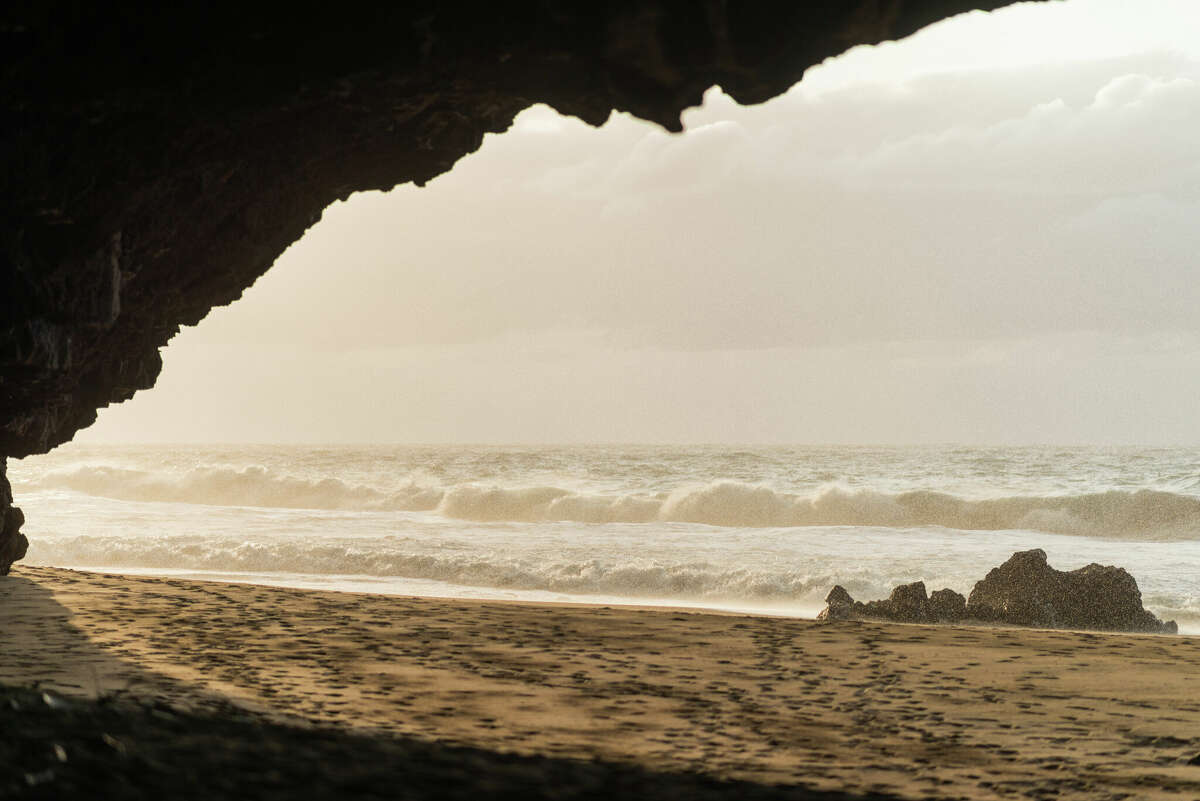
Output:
[
  {"xmin": 0, "ymin": 1, "xmax": 1028, "ymax": 574},
  {"xmin": 0, "ymin": 463, "xmax": 27, "ymax": 576},
  {"xmin": 819, "ymin": 550, "xmax": 1177, "ymax": 634},
  {"xmin": 966, "ymin": 548, "xmax": 1175, "ymax": 633},
  {"xmin": 928, "ymin": 587, "xmax": 967, "ymax": 621}
]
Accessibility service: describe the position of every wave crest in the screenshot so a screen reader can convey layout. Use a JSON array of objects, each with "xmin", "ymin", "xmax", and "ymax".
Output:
[{"xmin": 19, "ymin": 464, "xmax": 1200, "ymax": 538}]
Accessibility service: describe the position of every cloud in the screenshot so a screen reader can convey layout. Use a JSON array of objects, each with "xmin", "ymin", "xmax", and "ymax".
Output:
[
  {"xmin": 830, "ymin": 72, "xmax": 1200, "ymax": 197},
  {"xmin": 183, "ymin": 51, "xmax": 1200, "ymax": 356}
]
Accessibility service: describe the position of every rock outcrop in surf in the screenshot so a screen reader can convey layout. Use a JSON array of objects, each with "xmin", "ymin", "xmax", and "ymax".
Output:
[{"xmin": 819, "ymin": 549, "xmax": 1177, "ymax": 634}]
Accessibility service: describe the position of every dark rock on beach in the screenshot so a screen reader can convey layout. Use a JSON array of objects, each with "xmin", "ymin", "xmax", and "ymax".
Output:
[
  {"xmin": 818, "ymin": 587, "xmax": 876, "ymax": 621},
  {"xmin": 928, "ymin": 588, "xmax": 967, "ymax": 622},
  {"xmin": 886, "ymin": 581, "xmax": 930, "ymax": 622},
  {"xmin": 819, "ymin": 549, "xmax": 1177, "ymax": 634},
  {"xmin": 816, "ymin": 586, "xmax": 857, "ymax": 622},
  {"xmin": 966, "ymin": 548, "xmax": 1176, "ymax": 633},
  {"xmin": 818, "ymin": 581, "xmax": 964, "ymax": 625}
]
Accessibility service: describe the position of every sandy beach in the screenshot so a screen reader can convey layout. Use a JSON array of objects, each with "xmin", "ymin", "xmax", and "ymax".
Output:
[{"xmin": 3, "ymin": 565, "xmax": 1200, "ymax": 799}]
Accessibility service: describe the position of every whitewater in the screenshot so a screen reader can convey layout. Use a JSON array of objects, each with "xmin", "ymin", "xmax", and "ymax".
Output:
[{"xmin": 9, "ymin": 444, "xmax": 1200, "ymax": 631}]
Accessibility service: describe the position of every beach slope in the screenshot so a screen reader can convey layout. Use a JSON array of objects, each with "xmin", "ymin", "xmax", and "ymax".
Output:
[{"xmin": 3, "ymin": 566, "xmax": 1200, "ymax": 799}]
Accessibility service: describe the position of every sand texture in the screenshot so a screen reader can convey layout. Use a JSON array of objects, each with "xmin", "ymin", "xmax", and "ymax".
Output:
[{"xmin": 3, "ymin": 566, "xmax": 1200, "ymax": 800}]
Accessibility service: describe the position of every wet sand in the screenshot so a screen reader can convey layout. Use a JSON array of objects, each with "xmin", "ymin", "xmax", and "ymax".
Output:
[{"xmin": 3, "ymin": 565, "xmax": 1200, "ymax": 800}]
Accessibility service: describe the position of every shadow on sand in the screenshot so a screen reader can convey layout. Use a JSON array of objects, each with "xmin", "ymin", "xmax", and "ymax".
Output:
[{"xmin": 0, "ymin": 574, "xmax": 904, "ymax": 801}]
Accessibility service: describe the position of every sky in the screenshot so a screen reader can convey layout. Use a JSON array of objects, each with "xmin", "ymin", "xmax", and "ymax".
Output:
[{"xmin": 82, "ymin": 0, "xmax": 1200, "ymax": 445}]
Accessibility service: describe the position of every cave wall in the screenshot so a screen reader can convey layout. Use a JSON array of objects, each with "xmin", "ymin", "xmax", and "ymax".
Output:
[
  {"xmin": 0, "ymin": 462, "xmax": 26, "ymax": 573},
  {"xmin": 0, "ymin": 1, "xmax": 1025, "ymax": 573}
]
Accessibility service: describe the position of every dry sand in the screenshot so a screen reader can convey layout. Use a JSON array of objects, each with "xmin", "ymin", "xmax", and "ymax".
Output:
[{"xmin": 3, "ymin": 565, "xmax": 1200, "ymax": 800}]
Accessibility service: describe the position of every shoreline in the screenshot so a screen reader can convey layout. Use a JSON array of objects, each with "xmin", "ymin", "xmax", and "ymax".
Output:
[
  {"xmin": 22, "ymin": 563, "xmax": 801, "ymax": 617},
  {"xmin": 4, "ymin": 565, "xmax": 1200, "ymax": 799},
  {"xmin": 20, "ymin": 561, "xmax": 1196, "ymax": 636}
]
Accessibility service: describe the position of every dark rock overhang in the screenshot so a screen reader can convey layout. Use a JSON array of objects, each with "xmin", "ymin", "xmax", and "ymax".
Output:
[{"xmin": 0, "ymin": 1, "xmax": 1029, "ymax": 572}]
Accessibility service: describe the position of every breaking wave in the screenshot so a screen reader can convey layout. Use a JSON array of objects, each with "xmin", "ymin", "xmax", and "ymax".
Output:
[
  {"xmin": 24, "ymin": 534, "xmax": 837, "ymax": 602},
  {"xmin": 21, "ymin": 463, "xmax": 1200, "ymax": 539},
  {"xmin": 23, "ymin": 464, "xmax": 443, "ymax": 512}
]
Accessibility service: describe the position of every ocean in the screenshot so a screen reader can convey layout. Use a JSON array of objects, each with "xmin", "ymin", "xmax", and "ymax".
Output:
[{"xmin": 9, "ymin": 443, "xmax": 1200, "ymax": 631}]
